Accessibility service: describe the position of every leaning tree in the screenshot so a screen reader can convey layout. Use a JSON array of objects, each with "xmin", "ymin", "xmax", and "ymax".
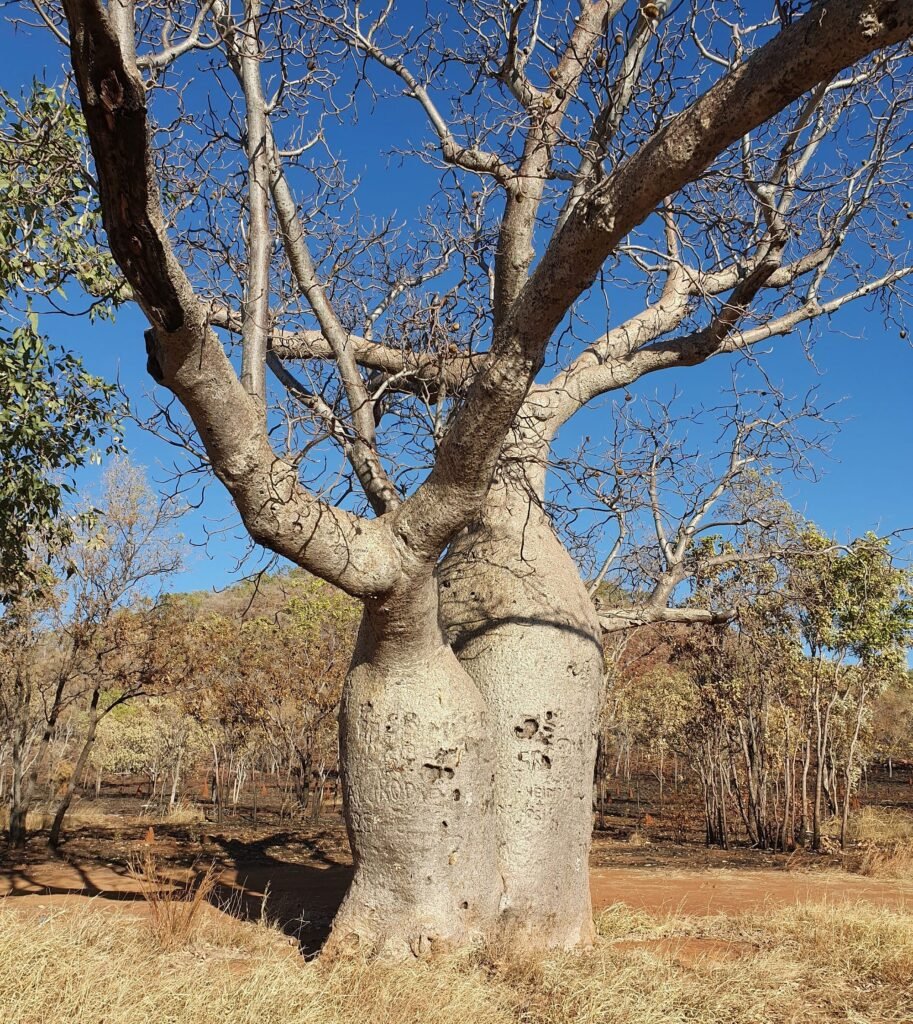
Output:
[{"xmin": 35, "ymin": 0, "xmax": 913, "ymax": 954}]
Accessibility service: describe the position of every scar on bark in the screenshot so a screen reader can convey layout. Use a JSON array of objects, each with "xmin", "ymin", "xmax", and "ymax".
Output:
[
  {"xmin": 144, "ymin": 329, "xmax": 164, "ymax": 383},
  {"xmin": 423, "ymin": 762, "xmax": 455, "ymax": 781},
  {"xmin": 518, "ymin": 750, "xmax": 552, "ymax": 769},
  {"xmin": 515, "ymin": 715, "xmax": 557, "ymax": 743}
]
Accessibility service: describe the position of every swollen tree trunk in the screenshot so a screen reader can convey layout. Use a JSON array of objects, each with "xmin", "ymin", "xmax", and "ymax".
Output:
[
  {"xmin": 326, "ymin": 576, "xmax": 501, "ymax": 958},
  {"xmin": 440, "ymin": 477, "xmax": 604, "ymax": 949}
]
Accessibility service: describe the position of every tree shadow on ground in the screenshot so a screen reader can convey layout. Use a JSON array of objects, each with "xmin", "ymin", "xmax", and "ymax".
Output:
[
  {"xmin": 203, "ymin": 832, "xmax": 353, "ymax": 955},
  {"xmin": 0, "ymin": 828, "xmax": 354, "ymax": 956}
]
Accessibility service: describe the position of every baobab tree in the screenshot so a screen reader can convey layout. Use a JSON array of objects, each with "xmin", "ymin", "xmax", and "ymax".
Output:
[{"xmin": 38, "ymin": 0, "xmax": 913, "ymax": 954}]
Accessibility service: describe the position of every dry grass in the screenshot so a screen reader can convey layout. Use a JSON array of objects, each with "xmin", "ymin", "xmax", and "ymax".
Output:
[
  {"xmin": 839, "ymin": 806, "xmax": 913, "ymax": 879},
  {"xmin": 625, "ymin": 829, "xmax": 650, "ymax": 847},
  {"xmin": 847, "ymin": 805, "xmax": 913, "ymax": 843},
  {"xmin": 0, "ymin": 800, "xmax": 114, "ymax": 833},
  {"xmin": 0, "ymin": 806, "xmax": 50, "ymax": 832},
  {"xmin": 0, "ymin": 896, "xmax": 911, "ymax": 1024},
  {"xmin": 67, "ymin": 800, "xmax": 114, "ymax": 827},
  {"xmin": 850, "ymin": 841, "xmax": 913, "ymax": 879},
  {"xmin": 128, "ymin": 846, "xmax": 220, "ymax": 950},
  {"xmin": 155, "ymin": 799, "xmax": 207, "ymax": 825}
]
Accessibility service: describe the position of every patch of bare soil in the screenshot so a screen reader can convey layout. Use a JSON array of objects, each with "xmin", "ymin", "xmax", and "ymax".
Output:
[{"xmin": 590, "ymin": 865, "xmax": 913, "ymax": 918}]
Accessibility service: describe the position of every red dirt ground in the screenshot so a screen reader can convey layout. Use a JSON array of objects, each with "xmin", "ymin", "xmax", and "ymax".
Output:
[
  {"xmin": 4, "ymin": 766, "xmax": 912, "ymax": 960},
  {"xmin": 4, "ymin": 856, "xmax": 911, "ymax": 918},
  {"xmin": 3, "ymin": 823, "xmax": 911, "ymax": 965}
]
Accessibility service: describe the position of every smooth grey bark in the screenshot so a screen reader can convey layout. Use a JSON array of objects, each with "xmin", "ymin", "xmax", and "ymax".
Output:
[
  {"xmin": 327, "ymin": 578, "xmax": 501, "ymax": 957},
  {"xmin": 440, "ymin": 474, "xmax": 604, "ymax": 948}
]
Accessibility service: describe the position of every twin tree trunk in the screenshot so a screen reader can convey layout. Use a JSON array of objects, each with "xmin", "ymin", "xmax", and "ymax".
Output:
[{"xmin": 328, "ymin": 475, "xmax": 604, "ymax": 955}]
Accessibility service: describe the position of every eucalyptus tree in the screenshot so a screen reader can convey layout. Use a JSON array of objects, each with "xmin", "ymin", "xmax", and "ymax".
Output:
[
  {"xmin": 46, "ymin": 459, "xmax": 185, "ymax": 847},
  {"xmin": 44, "ymin": 0, "xmax": 913, "ymax": 954},
  {"xmin": 790, "ymin": 529, "xmax": 912, "ymax": 849},
  {"xmin": 0, "ymin": 85, "xmax": 122, "ymax": 606},
  {"xmin": 1, "ymin": 459, "xmax": 184, "ymax": 847}
]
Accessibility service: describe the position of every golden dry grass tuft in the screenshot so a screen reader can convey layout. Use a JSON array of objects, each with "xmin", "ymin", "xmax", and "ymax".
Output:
[
  {"xmin": 847, "ymin": 805, "xmax": 913, "ymax": 843},
  {"xmin": 128, "ymin": 845, "xmax": 220, "ymax": 950},
  {"xmin": 155, "ymin": 799, "xmax": 207, "ymax": 825},
  {"xmin": 0, "ymin": 896, "xmax": 911, "ymax": 1024},
  {"xmin": 840, "ymin": 806, "xmax": 913, "ymax": 878}
]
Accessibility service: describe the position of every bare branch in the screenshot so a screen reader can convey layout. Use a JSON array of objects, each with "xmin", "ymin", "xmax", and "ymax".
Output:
[{"xmin": 61, "ymin": 0, "xmax": 402, "ymax": 596}]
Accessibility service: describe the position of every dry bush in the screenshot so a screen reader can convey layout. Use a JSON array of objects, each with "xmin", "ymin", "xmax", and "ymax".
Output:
[
  {"xmin": 847, "ymin": 806, "xmax": 913, "ymax": 843},
  {"xmin": 851, "ymin": 842, "xmax": 913, "ymax": 879},
  {"xmin": 839, "ymin": 807, "xmax": 913, "ymax": 879},
  {"xmin": 128, "ymin": 845, "xmax": 219, "ymax": 950},
  {"xmin": 157, "ymin": 800, "xmax": 206, "ymax": 825},
  {"xmin": 1, "ymin": 898, "xmax": 911, "ymax": 1024},
  {"xmin": 0, "ymin": 806, "xmax": 51, "ymax": 832}
]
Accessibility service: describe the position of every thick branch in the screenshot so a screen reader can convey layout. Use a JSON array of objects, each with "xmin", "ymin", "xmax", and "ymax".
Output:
[
  {"xmin": 236, "ymin": 0, "xmax": 271, "ymax": 410},
  {"xmin": 391, "ymin": 0, "xmax": 913, "ymax": 562},
  {"xmin": 539, "ymin": 257, "xmax": 913, "ymax": 428},
  {"xmin": 208, "ymin": 306, "xmax": 478, "ymax": 398},
  {"xmin": 494, "ymin": 1, "xmax": 622, "ymax": 321},
  {"xmin": 558, "ymin": 0, "xmax": 669, "ymax": 231},
  {"xmin": 511, "ymin": 0, "xmax": 913, "ymax": 358},
  {"xmin": 62, "ymin": 0, "xmax": 401, "ymax": 597},
  {"xmin": 598, "ymin": 606, "xmax": 735, "ymax": 632}
]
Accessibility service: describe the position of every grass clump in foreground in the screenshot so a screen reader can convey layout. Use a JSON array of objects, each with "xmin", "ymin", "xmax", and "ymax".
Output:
[{"xmin": 0, "ymin": 898, "xmax": 911, "ymax": 1024}]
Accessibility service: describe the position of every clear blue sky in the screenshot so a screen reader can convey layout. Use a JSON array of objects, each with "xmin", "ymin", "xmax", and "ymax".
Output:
[{"xmin": 3, "ymin": 19, "xmax": 912, "ymax": 597}]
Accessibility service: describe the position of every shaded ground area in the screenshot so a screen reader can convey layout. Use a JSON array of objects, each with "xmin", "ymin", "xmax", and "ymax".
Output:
[{"xmin": 0, "ymin": 820, "xmax": 353, "ymax": 953}]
